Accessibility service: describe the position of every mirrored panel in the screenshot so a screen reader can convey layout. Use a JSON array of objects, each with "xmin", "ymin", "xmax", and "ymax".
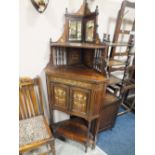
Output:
[
  {"xmin": 69, "ymin": 20, "xmax": 82, "ymax": 41},
  {"xmin": 85, "ymin": 20, "xmax": 95, "ymax": 42}
]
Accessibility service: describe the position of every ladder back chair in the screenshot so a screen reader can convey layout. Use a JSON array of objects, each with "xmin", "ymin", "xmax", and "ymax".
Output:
[
  {"xmin": 107, "ymin": 0, "xmax": 135, "ymax": 84},
  {"xmin": 19, "ymin": 77, "xmax": 56, "ymax": 155}
]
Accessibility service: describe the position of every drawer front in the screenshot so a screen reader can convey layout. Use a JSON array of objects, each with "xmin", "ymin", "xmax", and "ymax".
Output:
[
  {"xmin": 50, "ymin": 77, "xmax": 92, "ymax": 89},
  {"xmin": 51, "ymin": 83, "xmax": 69, "ymax": 111},
  {"xmin": 70, "ymin": 87, "xmax": 90, "ymax": 116}
]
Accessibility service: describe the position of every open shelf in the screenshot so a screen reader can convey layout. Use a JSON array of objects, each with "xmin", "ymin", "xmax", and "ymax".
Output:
[
  {"xmin": 54, "ymin": 118, "xmax": 93, "ymax": 144},
  {"xmin": 50, "ymin": 42, "xmax": 106, "ymax": 49}
]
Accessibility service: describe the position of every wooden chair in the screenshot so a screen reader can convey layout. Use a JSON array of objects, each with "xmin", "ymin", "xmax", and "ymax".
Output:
[{"xmin": 19, "ymin": 77, "xmax": 56, "ymax": 155}]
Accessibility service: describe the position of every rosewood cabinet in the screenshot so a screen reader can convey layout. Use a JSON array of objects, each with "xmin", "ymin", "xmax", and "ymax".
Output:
[
  {"xmin": 45, "ymin": 0, "xmax": 108, "ymax": 152},
  {"xmin": 45, "ymin": 65, "xmax": 107, "ymax": 152}
]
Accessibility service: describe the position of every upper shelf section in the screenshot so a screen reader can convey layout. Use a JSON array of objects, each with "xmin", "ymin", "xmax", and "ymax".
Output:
[
  {"xmin": 51, "ymin": 0, "xmax": 102, "ymax": 46},
  {"xmin": 50, "ymin": 42, "xmax": 106, "ymax": 49}
]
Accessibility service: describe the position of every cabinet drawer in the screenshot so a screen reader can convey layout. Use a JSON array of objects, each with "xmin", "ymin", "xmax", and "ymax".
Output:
[
  {"xmin": 51, "ymin": 83, "xmax": 69, "ymax": 111},
  {"xmin": 50, "ymin": 77, "xmax": 92, "ymax": 89},
  {"xmin": 70, "ymin": 87, "xmax": 90, "ymax": 116}
]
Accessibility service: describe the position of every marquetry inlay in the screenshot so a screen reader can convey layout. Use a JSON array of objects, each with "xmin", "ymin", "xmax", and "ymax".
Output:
[
  {"xmin": 50, "ymin": 77, "xmax": 92, "ymax": 89},
  {"xmin": 54, "ymin": 87, "xmax": 66, "ymax": 107},
  {"xmin": 72, "ymin": 91, "xmax": 87, "ymax": 113}
]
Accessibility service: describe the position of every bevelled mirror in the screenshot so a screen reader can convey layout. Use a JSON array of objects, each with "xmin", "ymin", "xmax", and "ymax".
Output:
[
  {"xmin": 85, "ymin": 20, "xmax": 95, "ymax": 42},
  {"xmin": 68, "ymin": 20, "xmax": 82, "ymax": 41}
]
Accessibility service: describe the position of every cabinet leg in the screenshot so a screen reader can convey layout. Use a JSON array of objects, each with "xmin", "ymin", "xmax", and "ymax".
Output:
[
  {"xmin": 91, "ymin": 118, "xmax": 99, "ymax": 150},
  {"xmin": 92, "ymin": 135, "xmax": 96, "ymax": 150},
  {"xmin": 85, "ymin": 121, "xmax": 91, "ymax": 153}
]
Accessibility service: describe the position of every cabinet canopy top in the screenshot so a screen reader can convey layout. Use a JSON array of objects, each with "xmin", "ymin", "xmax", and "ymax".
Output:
[{"xmin": 51, "ymin": 0, "xmax": 102, "ymax": 45}]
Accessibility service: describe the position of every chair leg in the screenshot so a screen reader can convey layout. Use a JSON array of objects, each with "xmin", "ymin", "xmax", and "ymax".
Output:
[{"xmin": 50, "ymin": 139, "xmax": 56, "ymax": 155}]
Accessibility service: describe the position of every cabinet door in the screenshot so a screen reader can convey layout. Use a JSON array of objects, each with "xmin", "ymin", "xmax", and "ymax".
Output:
[
  {"xmin": 51, "ymin": 83, "xmax": 69, "ymax": 111},
  {"xmin": 70, "ymin": 87, "xmax": 90, "ymax": 116}
]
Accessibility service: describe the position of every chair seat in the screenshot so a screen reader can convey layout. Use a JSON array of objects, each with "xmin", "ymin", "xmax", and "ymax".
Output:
[{"xmin": 19, "ymin": 115, "xmax": 52, "ymax": 152}]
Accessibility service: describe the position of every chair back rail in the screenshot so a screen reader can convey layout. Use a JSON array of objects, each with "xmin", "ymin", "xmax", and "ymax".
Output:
[{"xmin": 19, "ymin": 77, "xmax": 44, "ymax": 120}]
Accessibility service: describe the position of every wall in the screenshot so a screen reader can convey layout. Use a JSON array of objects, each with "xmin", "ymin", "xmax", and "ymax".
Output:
[
  {"xmin": 20, "ymin": 0, "xmax": 69, "ymax": 77},
  {"xmin": 20, "ymin": 0, "xmax": 70, "ymax": 121},
  {"xmin": 20, "ymin": 0, "xmax": 134, "ymax": 122}
]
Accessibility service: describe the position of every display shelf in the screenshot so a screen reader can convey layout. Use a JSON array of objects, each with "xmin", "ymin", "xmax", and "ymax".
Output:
[
  {"xmin": 54, "ymin": 118, "xmax": 93, "ymax": 144},
  {"xmin": 50, "ymin": 42, "xmax": 106, "ymax": 49}
]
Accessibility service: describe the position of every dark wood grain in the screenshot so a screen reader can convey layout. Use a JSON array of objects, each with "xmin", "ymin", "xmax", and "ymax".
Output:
[{"xmin": 99, "ymin": 93, "xmax": 120, "ymax": 131}]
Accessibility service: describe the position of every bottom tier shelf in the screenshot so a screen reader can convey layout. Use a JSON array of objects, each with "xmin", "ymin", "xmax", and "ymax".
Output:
[{"xmin": 53, "ymin": 118, "xmax": 94, "ymax": 145}]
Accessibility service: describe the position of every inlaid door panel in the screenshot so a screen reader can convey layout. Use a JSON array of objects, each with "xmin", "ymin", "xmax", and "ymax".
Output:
[
  {"xmin": 51, "ymin": 83, "xmax": 69, "ymax": 110},
  {"xmin": 70, "ymin": 87, "xmax": 90, "ymax": 116}
]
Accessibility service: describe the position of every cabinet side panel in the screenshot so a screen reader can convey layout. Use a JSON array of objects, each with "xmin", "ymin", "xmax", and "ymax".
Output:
[{"xmin": 90, "ymin": 84, "xmax": 106, "ymax": 116}]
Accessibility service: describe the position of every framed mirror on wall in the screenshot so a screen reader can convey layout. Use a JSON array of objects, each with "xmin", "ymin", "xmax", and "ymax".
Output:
[
  {"xmin": 68, "ymin": 20, "xmax": 82, "ymax": 41},
  {"xmin": 85, "ymin": 20, "xmax": 95, "ymax": 42},
  {"xmin": 31, "ymin": 0, "xmax": 49, "ymax": 13}
]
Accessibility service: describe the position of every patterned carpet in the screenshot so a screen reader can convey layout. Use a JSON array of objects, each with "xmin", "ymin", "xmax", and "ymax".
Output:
[{"xmin": 97, "ymin": 111, "xmax": 135, "ymax": 155}]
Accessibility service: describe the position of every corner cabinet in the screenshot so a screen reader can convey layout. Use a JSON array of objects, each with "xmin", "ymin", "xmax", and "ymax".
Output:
[
  {"xmin": 45, "ymin": 65, "xmax": 107, "ymax": 152},
  {"xmin": 45, "ymin": 0, "xmax": 108, "ymax": 152},
  {"xmin": 46, "ymin": 69, "xmax": 107, "ymax": 120}
]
